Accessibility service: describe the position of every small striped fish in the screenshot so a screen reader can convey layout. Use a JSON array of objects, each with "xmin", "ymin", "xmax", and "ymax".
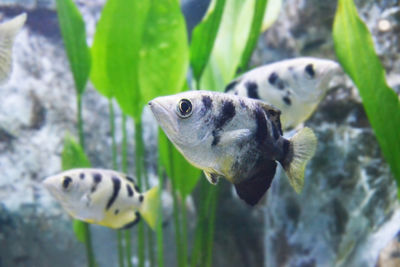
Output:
[
  {"xmin": 149, "ymin": 91, "xmax": 317, "ymax": 205},
  {"xmin": 225, "ymin": 57, "xmax": 341, "ymax": 129},
  {"xmin": 0, "ymin": 13, "xmax": 26, "ymax": 85},
  {"xmin": 43, "ymin": 168, "xmax": 159, "ymax": 229}
]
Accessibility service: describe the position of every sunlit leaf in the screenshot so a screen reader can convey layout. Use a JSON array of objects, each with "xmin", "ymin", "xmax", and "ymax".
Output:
[
  {"xmin": 190, "ymin": 0, "xmax": 226, "ymax": 83},
  {"xmin": 333, "ymin": 0, "xmax": 400, "ymax": 198},
  {"xmin": 139, "ymin": 0, "xmax": 189, "ymax": 105},
  {"xmin": 55, "ymin": 0, "xmax": 91, "ymax": 95},
  {"xmin": 158, "ymin": 131, "xmax": 201, "ymax": 199},
  {"xmin": 104, "ymin": 0, "xmax": 150, "ymax": 118},
  {"xmin": 237, "ymin": 0, "xmax": 267, "ymax": 72},
  {"xmin": 262, "ymin": 0, "xmax": 282, "ymax": 31}
]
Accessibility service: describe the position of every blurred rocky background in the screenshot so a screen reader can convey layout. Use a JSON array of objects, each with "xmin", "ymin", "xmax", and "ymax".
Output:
[{"xmin": 0, "ymin": 0, "xmax": 399, "ymax": 266}]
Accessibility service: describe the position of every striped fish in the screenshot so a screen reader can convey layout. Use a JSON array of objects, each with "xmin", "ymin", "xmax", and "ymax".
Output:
[
  {"xmin": 225, "ymin": 57, "xmax": 341, "ymax": 129},
  {"xmin": 43, "ymin": 168, "xmax": 159, "ymax": 229},
  {"xmin": 0, "ymin": 13, "xmax": 27, "ymax": 85},
  {"xmin": 149, "ymin": 91, "xmax": 317, "ymax": 205}
]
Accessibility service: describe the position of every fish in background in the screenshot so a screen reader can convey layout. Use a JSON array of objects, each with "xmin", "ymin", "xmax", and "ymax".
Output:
[
  {"xmin": 43, "ymin": 168, "xmax": 159, "ymax": 229},
  {"xmin": 0, "ymin": 13, "xmax": 27, "ymax": 85},
  {"xmin": 225, "ymin": 57, "xmax": 341, "ymax": 129},
  {"xmin": 149, "ymin": 91, "xmax": 317, "ymax": 205}
]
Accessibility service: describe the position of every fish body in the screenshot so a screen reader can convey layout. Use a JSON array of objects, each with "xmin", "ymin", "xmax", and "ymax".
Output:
[
  {"xmin": 149, "ymin": 91, "xmax": 317, "ymax": 205},
  {"xmin": 0, "ymin": 13, "xmax": 27, "ymax": 85},
  {"xmin": 43, "ymin": 168, "xmax": 159, "ymax": 229},
  {"xmin": 225, "ymin": 57, "xmax": 341, "ymax": 129}
]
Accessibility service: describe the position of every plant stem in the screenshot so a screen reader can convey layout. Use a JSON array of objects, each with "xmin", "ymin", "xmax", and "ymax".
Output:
[
  {"xmin": 134, "ymin": 119, "xmax": 146, "ymax": 267},
  {"xmin": 205, "ymin": 186, "xmax": 218, "ymax": 267},
  {"xmin": 109, "ymin": 99, "xmax": 125, "ymax": 267},
  {"xmin": 168, "ymin": 141, "xmax": 184, "ymax": 267},
  {"xmin": 77, "ymin": 93, "xmax": 95, "ymax": 267},
  {"xmin": 122, "ymin": 114, "xmax": 133, "ymax": 267},
  {"xmin": 181, "ymin": 197, "xmax": 188, "ymax": 267},
  {"xmin": 156, "ymin": 163, "xmax": 164, "ymax": 267}
]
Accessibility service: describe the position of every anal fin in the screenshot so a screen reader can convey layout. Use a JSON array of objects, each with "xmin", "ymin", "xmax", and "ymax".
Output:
[{"xmin": 234, "ymin": 160, "xmax": 277, "ymax": 206}]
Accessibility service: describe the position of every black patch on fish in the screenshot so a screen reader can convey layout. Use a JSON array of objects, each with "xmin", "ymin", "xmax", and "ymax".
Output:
[
  {"xmin": 202, "ymin": 95, "xmax": 213, "ymax": 110},
  {"xmin": 271, "ymin": 123, "xmax": 280, "ymax": 140},
  {"xmin": 305, "ymin": 63, "xmax": 315, "ymax": 78},
  {"xmin": 134, "ymin": 185, "xmax": 141, "ymax": 193},
  {"xmin": 211, "ymin": 130, "xmax": 220, "ymax": 146},
  {"xmin": 62, "ymin": 176, "xmax": 72, "ymax": 189},
  {"xmin": 114, "ymin": 209, "xmax": 119, "ymax": 215},
  {"xmin": 277, "ymin": 80, "xmax": 285, "ymax": 90},
  {"xmin": 283, "ymin": 96, "xmax": 291, "ymax": 106},
  {"xmin": 279, "ymin": 139, "xmax": 292, "ymax": 169},
  {"xmin": 121, "ymin": 212, "xmax": 141, "ymax": 229},
  {"xmin": 126, "ymin": 176, "xmax": 135, "ymax": 184},
  {"xmin": 254, "ymin": 106, "xmax": 269, "ymax": 145},
  {"xmin": 234, "ymin": 160, "xmax": 277, "ymax": 206},
  {"xmin": 106, "ymin": 176, "xmax": 121, "ymax": 210},
  {"xmin": 268, "ymin": 72, "xmax": 278, "ymax": 85},
  {"xmin": 126, "ymin": 184, "xmax": 134, "ymax": 197},
  {"xmin": 91, "ymin": 173, "xmax": 102, "ymax": 193},
  {"xmin": 224, "ymin": 80, "xmax": 239, "ymax": 92},
  {"xmin": 245, "ymin": 81, "xmax": 260, "ymax": 99},
  {"xmin": 214, "ymin": 100, "xmax": 236, "ymax": 129},
  {"xmin": 139, "ymin": 194, "xmax": 144, "ymax": 203},
  {"xmin": 79, "ymin": 173, "xmax": 85, "ymax": 180}
]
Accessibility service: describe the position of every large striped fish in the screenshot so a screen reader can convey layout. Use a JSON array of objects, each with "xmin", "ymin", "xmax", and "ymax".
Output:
[
  {"xmin": 0, "ymin": 13, "xmax": 26, "ymax": 85},
  {"xmin": 43, "ymin": 168, "xmax": 159, "ymax": 229},
  {"xmin": 225, "ymin": 57, "xmax": 341, "ymax": 129},
  {"xmin": 149, "ymin": 91, "xmax": 317, "ymax": 205}
]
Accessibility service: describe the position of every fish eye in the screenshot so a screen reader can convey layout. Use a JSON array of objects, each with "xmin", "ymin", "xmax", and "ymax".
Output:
[
  {"xmin": 176, "ymin": 99, "xmax": 193, "ymax": 118},
  {"xmin": 62, "ymin": 176, "xmax": 73, "ymax": 191}
]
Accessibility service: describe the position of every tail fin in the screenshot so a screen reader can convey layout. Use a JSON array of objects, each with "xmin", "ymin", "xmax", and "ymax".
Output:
[
  {"xmin": 140, "ymin": 186, "xmax": 160, "ymax": 230},
  {"xmin": 283, "ymin": 127, "xmax": 317, "ymax": 193}
]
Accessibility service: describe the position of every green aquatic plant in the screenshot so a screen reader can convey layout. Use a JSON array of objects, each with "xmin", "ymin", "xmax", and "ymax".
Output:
[
  {"xmin": 333, "ymin": 0, "xmax": 400, "ymax": 199},
  {"xmin": 55, "ymin": 0, "xmax": 93, "ymax": 266}
]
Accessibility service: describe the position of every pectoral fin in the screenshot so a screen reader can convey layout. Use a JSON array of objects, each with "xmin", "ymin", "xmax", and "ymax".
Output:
[
  {"xmin": 203, "ymin": 171, "xmax": 220, "ymax": 185},
  {"xmin": 234, "ymin": 160, "xmax": 277, "ymax": 206}
]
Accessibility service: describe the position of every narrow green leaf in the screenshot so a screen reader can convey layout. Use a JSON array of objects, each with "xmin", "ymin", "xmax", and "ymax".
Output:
[
  {"xmin": 158, "ymin": 131, "xmax": 201, "ymax": 198},
  {"xmin": 190, "ymin": 0, "xmax": 226, "ymax": 82},
  {"xmin": 237, "ymin": 0, "xmax": 268, "ymax": 72},
  {"xmin": 90, "ymin": 3, "xmax": 114, "ymax": 99},
  {"xmin": 61, "ymin": 134, "xmax": 91, "ymax": 243},
  {"xmin": 103, "ymin": 0, "xmax": 150, "ymax": 118},
  {"xmin": 261, "ymin": 0, "xmax": 282, "ymax": 31},
  {"xmin": 139, "ymin": 0, "xmax": 189, "ymax": 106},
  {"xmin": 55, "ymin": 0, "xmax": 91, "ymax": 95},
  {"xmin": 333, "ymin": 0, "xmax": 400, "ymax": 191}
]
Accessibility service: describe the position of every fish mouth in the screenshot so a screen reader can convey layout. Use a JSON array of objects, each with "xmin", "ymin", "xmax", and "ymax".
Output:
[{"xmin": 148, "ymin": 99, "xmax": 179, "ymax": 136}]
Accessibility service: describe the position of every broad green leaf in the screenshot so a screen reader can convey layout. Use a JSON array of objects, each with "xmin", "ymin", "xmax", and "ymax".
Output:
[
  {"xmin": 139, "ymin": 0, "xmax": 189, "ymax": 105},
  {"xmin": 104, "ymin": 0, "xmax": 150, "ymax": 118},
  {"xmin": 61, "ymin": 134, "xmax": 91, "ymax": 243},
  {"xmin": 200, "ymin": 0, "xmax": 281, "ymax": 91},
  {"xmin": 190, "ymin": 0, "xmax": 226, "ymax": 83},
  {"xmin": 158, "ymin": 131, "xmax": 201, "ymax": 199},
  {"xmin": 333, "ymin": 0, "xmax": 400, "ymax": 197},
  {"xmin": 237, "ymin": 0, "xmax": 268, "ymax": 72},
  {"xmin": 55, "ymin": 0, "xmax": 91, "ymax": 95},
  {"xmin": 61, "ymin": 134, "xmax": 91, "ymax": 170},
  {"xmin": 262, "ymin": 0, "xmax": 282, "ymax": 31},
  {"xmin": 90, "ymin": 2, "xmax": 114, "ymax": 99}
]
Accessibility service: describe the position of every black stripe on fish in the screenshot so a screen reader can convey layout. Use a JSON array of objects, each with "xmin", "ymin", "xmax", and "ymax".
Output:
[
  {"xmin": 106, "ymin": 176, "xmax": 121, "ymax": 210},
  {"xmin": 139, "ymin": 194, "xmax": 144, "ymax": 203},
  {"xmin": 271, "ymin": 122, "xmax": 280, "ymax": 140},
  {"xmin": 212, "ymin": 100, "xmax": 236, "ymax": 146},
  {"xmin": 305, "ymin": 63, "xmax": 315, "ymax": 78},
  {"xmin": 279, "ymin": 139, "xmax": 292, "ymax": 169},
  {"xmin": 126, "ymin": 184, "xmax": 134, "ymax": 197},
  {"xmin": 224, "ymin": 80, "xmax": 239, "ymax": 92},
  {"xmin": 234, "ymin": 160, "xmax": 277, "ymax": 206},
  {"xmin": 62, "ymin": 176, "xmax": 72, "ymax": 189},
  {"xmin": 283, "ymin": 96, "xmax": 291, "ymax": 106},
  {"xmin": 245, "ymin": 81, "xmax": 260, "ymax": 99},
  {"xmin": 254, "ymin": 106, "xmax": 269, "ymax": 145},
  {"xmin": 126, "ymin": 176, "xmax": 135, "ymax": 184},
  {"xmin": 134, "ymin": 185, "xmax": 141, "ymax": 193},
  {"xmin": 121, "ymin": 212, "xmax": 141, "ymax": 229},
  {"xmin": 91, "ymin": 173, "xmax": 102, "ymax": 193}
]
